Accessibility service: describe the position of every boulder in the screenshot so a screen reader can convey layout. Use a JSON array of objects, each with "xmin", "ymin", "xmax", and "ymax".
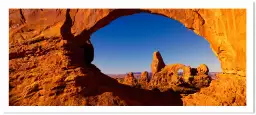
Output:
[{"xmin": 197, "ymin": 64, "xmax": 209, "ymax": 75}]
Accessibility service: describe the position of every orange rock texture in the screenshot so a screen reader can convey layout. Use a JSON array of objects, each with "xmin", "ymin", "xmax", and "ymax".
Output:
[
  {"xmin": 151, "ymin": 51, "xmax": 166, "ymax": 77},
  {"xmin": 138, "ymin": 71, "xmax": 149, "ymax": 88},
  {"xmin": 182, "ymin": 74, "xmax": 246, "ymax": 106},
  {"xmin": 123, "ymin": 72, "xmax": 137, "ymax": 87},
  {"xmin": 9, "ymin": 9, "xmax": 246, "ymax": 106}
]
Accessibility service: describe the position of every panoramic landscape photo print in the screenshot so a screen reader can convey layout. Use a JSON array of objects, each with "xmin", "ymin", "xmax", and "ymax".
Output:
[{"xmin": 9, "ymin": 9, "xmax": 246, "ymax": 106}]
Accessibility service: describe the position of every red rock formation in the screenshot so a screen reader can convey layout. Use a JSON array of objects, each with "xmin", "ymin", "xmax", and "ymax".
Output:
[
  {"xmin": 197, "ymin": 64, "xmax": 209, "ymax": 75},
  {"xmin": 9, "ymin": 9, "xmax": 246, "ymax": 76},
  {"xmin": 74, "ymin": 66, "xmax": 183, "ymax": 106},
  {"xmin": 183, "ymin": 66, "xmax": 192, "ymax": 82},
  {"xmin": 149, "ymin": 64, "xmax": 192, "ymax": 89},
  {"xmin": 151, "ymin": 51, "xmax": 166, "ymax": 77},
  {"xmin": 138, "ymin": 71, "xmax": 149, "ymax": 89},
  {"xmin": 190, "ymin": 75, "xmax": 211, "ymax": 88},
  {"xmin": 9, "ymin": 9, "xmax": 246, "ymax": 106},
  {"xmin": 139, "ymin": 71, "xmax": 149, "ymax": 82},
  {"xmin": 182, "ymin": 74, "xmax": 246, "ymax": 106},
  {"xmin": 123, "ymin": 72, "xmax": 137, "ymax": 87}
]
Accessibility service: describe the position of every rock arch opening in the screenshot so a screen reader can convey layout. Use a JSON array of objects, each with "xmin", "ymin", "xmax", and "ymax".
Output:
[
  {"xmin": 9, "ymin": 9, "xmax": 246, "ymax": 106},
  {"xmin": 65, "ymin": 9, "xmax": 245, "ymax": 77},
  {"xmin": 89, "ymin": 12, "xmax": 221, "ymax": 76},
  {"xmin": 59, "ymin": 9, "xmax": 245, "ymax": 77}
]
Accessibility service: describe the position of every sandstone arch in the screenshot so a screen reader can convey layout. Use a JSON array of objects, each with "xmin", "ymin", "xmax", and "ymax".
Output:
[
  {"xmin": 164, "ymin": 64, "xmax": 191, "ymax": 84},
  {"xmin": 9, "ymin": 9, "xmax": 246, "ymax": 76},
  {"xmin": 69, "ymin": 9, "xmax": 246, "ymax": 76},
  {"xmin": 9, "ymin": 9, "xmax": 246, "ymax": 106}
]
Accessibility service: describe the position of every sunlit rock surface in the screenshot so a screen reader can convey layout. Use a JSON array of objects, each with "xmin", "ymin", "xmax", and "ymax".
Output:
[{"xmin": 9, "ymin": 9, "xmax": 246, "ymax": 106}]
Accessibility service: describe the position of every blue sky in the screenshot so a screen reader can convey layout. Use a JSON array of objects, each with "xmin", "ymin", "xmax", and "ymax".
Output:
[{"xmin": 90, "ymin": 13, "xmax": 221, "ymax": 74}]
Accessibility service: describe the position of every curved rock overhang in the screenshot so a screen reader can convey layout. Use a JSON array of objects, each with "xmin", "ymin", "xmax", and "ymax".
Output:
[{"xmin": 9, "ymin": 9, "xmax": 246, "ymax": 76}]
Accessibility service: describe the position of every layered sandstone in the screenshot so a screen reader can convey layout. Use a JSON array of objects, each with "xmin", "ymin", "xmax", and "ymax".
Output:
[{"xmin": 9, "ymin": 9, "xmax": 246, "ymax": 106}]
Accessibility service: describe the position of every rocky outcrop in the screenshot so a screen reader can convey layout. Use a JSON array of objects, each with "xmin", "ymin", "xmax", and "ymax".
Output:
[
  {"xmin": 182, "ymin": 74, "xmax": 246, "ymax": 106},
  {"xmin": 9, "ymin": 9, "xmax": 246, "ymax": 106},
  {"xmin": 197, "ymin": 64, "xmax": 209, "ymax": 75},
  {"xmin": 148, "ymin": 62, "xmax": 212, "ymax": 93},
  {"xmin": 182, "ymin": 64, "xmax": 211, "ymax": 88},
  {"xmin": 151, "ymin": 51, "xmax": 165, "ymax": 77},
  {"xmin": 149, "ymin": 64, "xmax": 189, "ymax": 89},
  {"xmin": 139, "ymin": 71, "xmax": 149, "ymax": 82},
  {"xmin": 191, "ymin": 75, "xmax": 211, "ymax": 88},
  {"xmin": 138, "ymin": 71, "xmax": 149, "ymax": 88},
  {"xmin": 123, "ymin": 72, "xmax": 138, "ymax": 87},
  {"xmin": 182, "ymin": 66, "xmax": 192, "ymax": 83},
  {"xmin": 148, "ymin": 51, "xmax": 211, "ymax": 91}
]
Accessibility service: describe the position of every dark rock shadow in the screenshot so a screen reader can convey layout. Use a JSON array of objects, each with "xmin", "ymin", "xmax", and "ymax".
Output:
[{"xmin": 60, "ymin": 9, "xmax": 94, "ymax": 68}]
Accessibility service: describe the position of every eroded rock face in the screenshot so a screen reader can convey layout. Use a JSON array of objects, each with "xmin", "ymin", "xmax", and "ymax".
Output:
[
  {"xmin": 190, "ymin": 74, "xmax": 211, "ymax": 88},
  {"xmin": 123, "ymin": 72, "xmax": 137, "ymax": 87},
  {"xmin": 183, "ymin": 66, "xmax": 192, "ymax": 82},
  {"xmin": 9, "ymin": 9, "xmax": 246, "ymax": 106},
  {"xmin": 149, "ymin": 64, "xmax": 191, "ymax": 89},
  {"xmin": 139, "ymin": 71, "xmax": 149, "ymax": 82},
  {"xmin": 148, "ymin": 63, "xmax": 212, "ymax": 93},
  {"xmin": 182, "ymin": 74, "xmax": 246, "ymax": 106},
  {"xmin": 9, "ymin": 9, "xmax": 246, "ymax": 75},
  {"xmin": 151, "ymin": 51, "xmax": 166, "ymax": 77},
  {"xmin": 138, "ymin": 71, "xmax": 149, "ymax": 88},
  {"xmin": 197, "ymin": 64, "xmax": 209, "ymax": 75}
]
